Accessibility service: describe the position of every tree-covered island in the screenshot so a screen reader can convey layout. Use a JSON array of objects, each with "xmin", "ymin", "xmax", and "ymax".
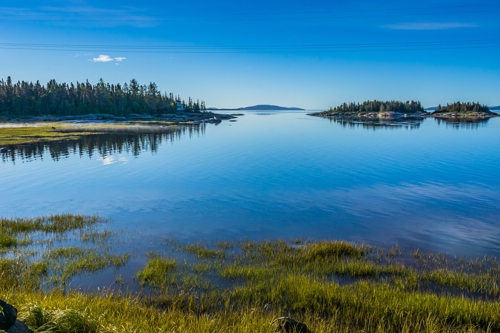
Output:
[
  {"xmin": 308, "ymin": 100, "xmax": 428, "ymax": 119},
  {"xmin": 0, "ymin": 77, "xmax": 235, "ymax": 147},
  {"xmin": 0, "ymin": 76, "xmax": 236, "ymax": 123},
  {"xmin": 431, "ymin": 102, "xmax": 498, "ymax": 119}
]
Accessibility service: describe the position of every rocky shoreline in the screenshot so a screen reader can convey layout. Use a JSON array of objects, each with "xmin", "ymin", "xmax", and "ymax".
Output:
[
  {"xmin": 308, "ymin": 110, "xmax": 498, "ymax": 120},
  {"xmin": 0, "ymin": 111, "xmax": 237, "ymax": 126},
  {"xmin": 308, "ymin": 111, "xmax": 429, "ymax": 119}
]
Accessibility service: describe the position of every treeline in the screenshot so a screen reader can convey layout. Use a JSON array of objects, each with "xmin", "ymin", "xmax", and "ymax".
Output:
[
  {"xmin": 0, "ymin": 77, "xmax": 206, "ymax": 117},
  {"xmin": 329, "ymin": 100, "xmax": 424, "ymax": 113},
  {"xmin": 433, "ymin": 102, "xmax": 490, "ymax": 114}
]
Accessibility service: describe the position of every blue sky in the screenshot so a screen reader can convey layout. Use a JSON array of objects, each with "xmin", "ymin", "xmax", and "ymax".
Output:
[{"xmin": 1, "ymin": 0, "xmax": 499, "ymax": 109}]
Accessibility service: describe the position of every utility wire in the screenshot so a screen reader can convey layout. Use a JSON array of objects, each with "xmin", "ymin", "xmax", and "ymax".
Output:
[{"xmin": 1, "ymin": 39, "xmax": 499, "ymax": 53}]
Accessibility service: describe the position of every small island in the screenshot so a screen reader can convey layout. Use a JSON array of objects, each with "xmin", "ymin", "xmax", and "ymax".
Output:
[
  {"xmin": 431, "ymin": 102, "xmax": 499, "ymax": 119},
  {"xmin": 308, "ymin": 100, "xmax": 428, "ymax": 119}
]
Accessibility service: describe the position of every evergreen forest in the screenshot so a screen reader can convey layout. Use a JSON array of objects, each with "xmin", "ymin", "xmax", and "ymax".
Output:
[
  {"xmin": 328, "ymin": 100, "xmax": 424, "ymax": 113},
  {"xmin": 432, "ymin": 102, "xmax": 490, "ymax": 114},
  {"xmin": 0, "ymin": 77, "xmax": 206, "ymax": 117}
]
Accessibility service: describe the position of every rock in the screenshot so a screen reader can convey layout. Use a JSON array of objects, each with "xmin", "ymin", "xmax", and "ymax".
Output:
[
  {"xmin": 0, "ymin": 300, "xmax": 17, "ymax": 331},
  {"xmin": 273, "ymin": 317, "xmax": 311, "ymax": 333},
  {"xmin": 6, "ymin": 320, "xmax": 34, "ymax": 333}
]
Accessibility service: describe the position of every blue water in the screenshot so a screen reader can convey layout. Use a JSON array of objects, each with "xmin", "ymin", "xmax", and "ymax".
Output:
[{"xmin": 2, "ymin": 112, "xmax": 500, "ymax": 258}]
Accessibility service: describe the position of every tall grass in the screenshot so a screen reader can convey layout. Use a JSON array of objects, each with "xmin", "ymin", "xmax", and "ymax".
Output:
[{"xmin": 2, "ymin": 216, "xmax": 500, "ymax": 332}]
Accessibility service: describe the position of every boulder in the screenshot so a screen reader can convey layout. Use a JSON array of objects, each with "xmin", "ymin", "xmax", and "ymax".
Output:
[
  {"xmin": 273, "ymin": 317, "xmax": 311, "ymax": 333},
  {"xmin": 0, "ymin": 300, "xmax": 17, "ymax": 331},
  {"xmin": 6, "ymin": 320, "xmax": 34, "ymax": 333}
]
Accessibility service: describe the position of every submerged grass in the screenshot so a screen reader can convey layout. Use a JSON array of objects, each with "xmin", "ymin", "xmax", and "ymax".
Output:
[
  {"xmin": 3, "ymin": 215, "xmax": 500, "ymax": 332},
  {"xmin": 0, "ymin": 214, "xmax": 130, "ymax": 288}
]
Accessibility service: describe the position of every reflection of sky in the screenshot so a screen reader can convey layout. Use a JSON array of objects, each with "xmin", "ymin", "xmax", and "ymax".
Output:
[{"xmin": 2, "ymin": 113, "xmax": 500, "ymax": 258}]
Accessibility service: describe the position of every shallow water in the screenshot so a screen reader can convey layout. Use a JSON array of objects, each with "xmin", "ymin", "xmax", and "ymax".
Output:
[{"xmin": 2, "ymin": 112, "xmax": 500, "ymax": 259}]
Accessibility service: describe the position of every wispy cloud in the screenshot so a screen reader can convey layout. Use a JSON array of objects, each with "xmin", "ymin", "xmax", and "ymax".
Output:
[
  {"xmin": 40, "ymin": 5, "xmax": 158, "ymax": 27},
  {"xmin": 0, "ymin": 6, "xmax": 158, "ymax": 27},
  {"xmin": 383, "ymin": 22, "xmax": 477, "ymax": 30},
  {"xmin": 92, "ymin": 55, "xmax": 126, "ymax": 63}
]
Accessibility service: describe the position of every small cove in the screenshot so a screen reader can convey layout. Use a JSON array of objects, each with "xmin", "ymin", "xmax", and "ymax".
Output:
[{"xmin": 2, "ymin": 111, "xmax": 500, "ymax": 264}]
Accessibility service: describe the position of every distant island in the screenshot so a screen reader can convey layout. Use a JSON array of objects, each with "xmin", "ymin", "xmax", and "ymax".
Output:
[
  {"xmin": 427, "ymin": 105, "xmax": 500, "ymax": 113},
  {"xmin": 431, "ymin": 102, "xmax": 498, "ymax": 119},
  {"xmin": 207, "ymin": 104, "xmax": 304, "ymax": 111},
  {"xmin": 309, "ymin": 100, "xmax": 427, "ymax": 119}
]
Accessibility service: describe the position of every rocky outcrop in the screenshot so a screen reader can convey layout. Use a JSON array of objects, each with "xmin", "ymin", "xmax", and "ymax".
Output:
[
  {"xmin": 5, "ymin": 321, "xmax": 34, "ymax": 333},
  {"xmin": 308, "ymin": 111, "xmax": 428, "ymax": 119},
  {"xmin": 0, "ymin": 300, "xmax": 17, "ymax": 331},
  {"xmin": 0, "ymin": 300, "xmax": 34, "ymax": 333},
  {"xmin": 273, "ymin": 317, "xmax": 311, "ymax": 333}
]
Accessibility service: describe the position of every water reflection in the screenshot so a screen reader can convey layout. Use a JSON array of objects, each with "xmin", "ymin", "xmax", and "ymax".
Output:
[
  {"xmin": 1, "ymin": 124, "xmax": 206, "ymax": 163},
  {"xmin": 435, "ymin": 117, "xmax": 493, "ymax": 129},
  {"xmin": 328, "ymin": 118, "xmax": 424, "ymax": 130}
]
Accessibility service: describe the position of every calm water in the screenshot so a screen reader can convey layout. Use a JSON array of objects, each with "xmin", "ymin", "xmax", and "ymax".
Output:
[{"xmin": 2, "ymin": 112, "xmax": 500, "ymax": 259}]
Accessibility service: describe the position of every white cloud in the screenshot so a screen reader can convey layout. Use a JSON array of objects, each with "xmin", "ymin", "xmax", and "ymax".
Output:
[
  {"xmin": 93, "ymin": 54, "xmax": 114, "ymax": 62},
  {"xmin": 383, "ymin": 22, "xmax": 476, "ymax": 30},
  {"xmin": 91, "ymin": 55, "xmax": 127, "ymax": 63}
]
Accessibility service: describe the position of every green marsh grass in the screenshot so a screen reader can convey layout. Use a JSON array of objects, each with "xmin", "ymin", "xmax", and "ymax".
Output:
[
  {"xmin": 3, "ymin": 216, "xmax": 500, "ymax": 332},
  {"xmin": 0, "ymin": 214, "xmax": 130, "ymax": 288},
  {"xmin": 0, "ymin": 125, "xmax": 103, "ymax": 146}
]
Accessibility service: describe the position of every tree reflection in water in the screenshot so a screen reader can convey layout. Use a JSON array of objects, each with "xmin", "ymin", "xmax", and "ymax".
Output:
[
  {"xmin": 1, "ymin": 124, "xmax": 206, "ymax": 164},
  {"xmin": 435, "ymin": 118, "xmax": 492, "ymax": 130},
  {"xmin": 328, "ymin": 118, "xmax": 425, "ymax": 130}
]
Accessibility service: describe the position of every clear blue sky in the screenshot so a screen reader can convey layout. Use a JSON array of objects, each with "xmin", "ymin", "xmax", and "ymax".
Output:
[{"xmin": 1, "ymin": 0, "xmax": 499, "ymax": 109}]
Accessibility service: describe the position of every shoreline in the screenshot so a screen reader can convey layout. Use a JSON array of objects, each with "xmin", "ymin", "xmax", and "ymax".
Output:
[
  {"xmin": 2, "ymin": 214, "xmax": 500, "ymax": 333},
  {"xmin": 308, "ymin": 110, "xmax": 499, "ymax": 120},
  {"xmin": 0, "ymin": 111, "xmax": 236, "ymax": 125},
  {"xmin": 0, "ymin": 112, "xmax": 236, "ymax": 147}
]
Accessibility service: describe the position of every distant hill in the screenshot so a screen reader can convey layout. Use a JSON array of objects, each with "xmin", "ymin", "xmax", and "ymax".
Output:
[{"xmin": 207, "ymin": 104, "xmax": 304, "ymax": 111}]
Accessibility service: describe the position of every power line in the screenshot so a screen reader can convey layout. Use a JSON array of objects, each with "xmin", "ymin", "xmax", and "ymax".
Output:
[{"xmin": 1, "ymin": 39, "xmax": 499, "ymax": 53}]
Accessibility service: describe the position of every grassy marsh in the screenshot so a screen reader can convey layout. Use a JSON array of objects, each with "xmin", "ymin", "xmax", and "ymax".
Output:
[
  {"xmin": 0, "ymin": 122, "xmax": 179, "ymax": 146},
  {"xmin": 0, "ymin": 214, "xmax": 130, "ymax": 288},
  {"xmin": 3, "ymin": 216, "xmax": 500, "ymax": 332},
  {"xmin": 0, "ymin": 125, "xmax": 103, "ymax": 146}
]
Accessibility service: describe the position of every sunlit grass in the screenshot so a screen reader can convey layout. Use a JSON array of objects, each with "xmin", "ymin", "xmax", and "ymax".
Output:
[
  {"xmin": 2, "ymin": 214, "xmax": 500, "ymax": 332},
  {"xmin": 0, "ymin": 125, "xmax": 103, "ymax": 145}
]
